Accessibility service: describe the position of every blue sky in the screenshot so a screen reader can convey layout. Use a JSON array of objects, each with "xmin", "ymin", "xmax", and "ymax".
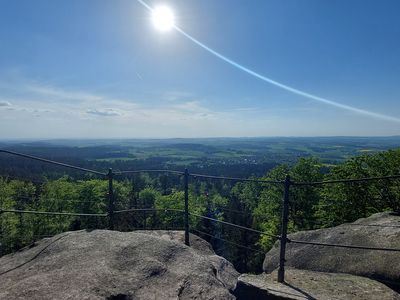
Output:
[{"xmin": 0, "ymin": 0, "xmax": 399, "ymax": 138}]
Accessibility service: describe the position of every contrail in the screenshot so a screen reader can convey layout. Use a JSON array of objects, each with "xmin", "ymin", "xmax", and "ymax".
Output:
[{"xmin": 137, "ymin": 0, "xmax": 400, "ymax": 123}]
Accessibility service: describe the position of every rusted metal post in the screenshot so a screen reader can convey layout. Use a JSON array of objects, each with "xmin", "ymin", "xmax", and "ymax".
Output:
[
  {"xmin": 107, "ymin": 168, "xmax": 115, "ymax": 230},
  {"xmin": 278, "ymin": 174, "xmax": 291, "ymax": 283},
  {"xmin": 184, "ymin": 168, "xmax": 190, "ymax": 246}
]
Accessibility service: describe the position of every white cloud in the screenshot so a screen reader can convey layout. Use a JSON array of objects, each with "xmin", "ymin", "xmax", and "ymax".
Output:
[
  {"xmin": 26, "ymin": 83, "xmax": 103, "ymax": 103},
  {"xmin": 5, "ymin": 79, "xmax": 396, "ymax": 138},
  {"xmin": 0, "ymin": 101, "xmax": 11, "ymax": 107},
  {"xmin": 0, "ymin": 80, "xmax": 244, "ymax": 138},
  {"xmin": 86, "ymin": 108, "xmax": 122, "ymax": 117}
]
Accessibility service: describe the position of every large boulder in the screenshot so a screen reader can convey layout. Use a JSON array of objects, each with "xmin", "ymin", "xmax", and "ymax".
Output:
[
  {"xmin": 0, "ymin": 230, "xmax": 238, "ymax": 300},
  {"xmin": 263, "ymin": 212, "xmax": 400, "ymax": 285},
  {"xmin": 236, "ymin": 268, "xmax": 400, "ymax": 300}
]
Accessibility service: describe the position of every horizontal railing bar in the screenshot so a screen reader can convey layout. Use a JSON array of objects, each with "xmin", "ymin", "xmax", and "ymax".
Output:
[
  {"xmin": 188, "ymin": 212, "xmax": 280, "ymax": 239},
  {"xmin": 0, "ymin": 150, "xmax": 106, "ymax": 176},
  {"xmin": 0, "ymin": 209, "xmax": 107, "ymax": 217},
  {"xmin": 190, "ymin": 228, "xmax": 265, "ymax": 254},
  {"xmin": 189, "ymin": 173, "xmax": 283, "ymax": 184},
  {"xmin": 288, "ymin": 239, "xmax": 400, "ymax": 252},
  {"xmin": 293, "ymin": 174, "xmax": 400, "ymax": 186},
  {"xmin": 116, "ymin": 170, "xmax": 185, "ymax": 175}
]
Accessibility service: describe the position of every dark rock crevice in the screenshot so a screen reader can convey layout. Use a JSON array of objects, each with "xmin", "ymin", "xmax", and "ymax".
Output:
[{"xmin": 106, "ymin": 294, "xmax": 133, "ymax": 300}]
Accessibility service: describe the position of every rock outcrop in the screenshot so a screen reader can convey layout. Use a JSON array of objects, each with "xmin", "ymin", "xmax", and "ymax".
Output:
[
  {"xmin": 0, "ymin": 230, "xmax": 238, "ymax": 300},
  {"xmin": 263, "ymin": 212, "xmax": 400, "ymax": 286},
  {"xmin": 236, "ymin": 268, "xmax": 400, "ymax": 300}
]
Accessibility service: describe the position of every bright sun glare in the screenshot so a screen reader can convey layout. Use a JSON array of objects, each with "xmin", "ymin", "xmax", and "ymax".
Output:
[{"xmin": 151, "ymin": 5, "xmax": 175, "ymax": 31}]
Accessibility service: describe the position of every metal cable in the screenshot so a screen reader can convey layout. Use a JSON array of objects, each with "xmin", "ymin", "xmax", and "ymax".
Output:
[
  {"xmin": 0, "ymin": 209, "xmax": 107, "ymax": 217},
  {"xmin": 117, "ymin": 169, "xmax": 185, "ymax": 175},
  {"xmin": 113, "ymin": 208, "xmax": 185, "ymax": 214},
  {"xmin": 2, "ymin": 150, "xmax": 399, "ymax": 186},
  {"xmin": 293, "ymin": 174, "xmax": 400, "ymax": 186},
  {"xmin": 8, "ymin": 195, "xmax": 102, "ymax": 204},
  {"xmin": 0, "ymin": 150, "xmax": 106, "ymax": 176},
  {"xmin": 190, "ymin": 228, "xmax": 265, "ymax": 254},
  {"xmin": 287, "ymin": 238, "xmax": 400, "ymax": 252},
  {"xmin": 190, "ymin": 173, "xmax": 283, "ymax": 184},
  {"xmin": 218, "ymin": 207, "xmax": 252, "ymax": 216},
  {"xmin": 188, "ymin": 212, "xmax": 280, "ymax": 239},
  {"xmin": 0, "ymin": 233, "xmax": 70, "ymax": 276}
]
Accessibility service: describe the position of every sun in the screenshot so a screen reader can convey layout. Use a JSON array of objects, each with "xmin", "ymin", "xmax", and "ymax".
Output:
[{"xmin": 151, "ymin": 5, "xmax": 175, "ymax": 31}]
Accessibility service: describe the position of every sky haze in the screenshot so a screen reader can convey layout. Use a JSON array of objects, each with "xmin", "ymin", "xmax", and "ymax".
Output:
[{"xmin": 1, "ymin": 0, "xmax": 399, "ymax": 138}]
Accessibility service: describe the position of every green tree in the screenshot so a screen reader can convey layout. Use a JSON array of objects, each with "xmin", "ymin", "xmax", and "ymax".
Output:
[
  {"xmin": 317, "ymin": 150, "xmax": 400, "ymax": 226},
  {"xmin": 0, "ymin": 178, "xmax": 36, "ymax": 253}
]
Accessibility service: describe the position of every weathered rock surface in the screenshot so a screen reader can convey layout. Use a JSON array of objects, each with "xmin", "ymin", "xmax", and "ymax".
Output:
[
  {"xmin": 0, "ymin": 230, "xmax": 238, "ymax": 300},
  {"xmin": 236, "ymin": 268, "xmax": 400, "ymax": 300},
  {"xmin": 134, "ymin": 230, "xmax": 215, "ymax": 255},
  {"xmin": 263, "ymin": 212, "xmax": 400, "ymax": 285}
]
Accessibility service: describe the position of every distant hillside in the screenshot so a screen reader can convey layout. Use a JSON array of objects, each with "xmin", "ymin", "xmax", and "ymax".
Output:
[{"xmin": 1, "ymin": 136, "xmax": 399, "ymax": 179}]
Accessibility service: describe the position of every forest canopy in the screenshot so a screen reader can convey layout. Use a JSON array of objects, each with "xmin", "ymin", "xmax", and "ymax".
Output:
[{"xmin": 0, "ymin": 148, "xmax": 399, "ymax": 273}]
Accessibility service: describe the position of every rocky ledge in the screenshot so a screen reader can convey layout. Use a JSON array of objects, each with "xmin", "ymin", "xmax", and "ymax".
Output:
[
  {"xmin": 236, "ymin": 268, "xmax": 400, "ymax": 300},
  {"xmin": 0, "ymin": 230, "xmax": 238, "ymax": 300},
  {"xmin": 263, "ymin": 212, "xmax": 400, "ymax": 286}
]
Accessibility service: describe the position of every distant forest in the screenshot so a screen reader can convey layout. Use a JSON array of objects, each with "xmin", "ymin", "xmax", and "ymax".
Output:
[
  {"xmin": 0, "ymin": 138, "xmax": 400, "ymax": 273},
  {"xmin": 1, "ymin": 136, "xmax": 400, "ymax": 179}
]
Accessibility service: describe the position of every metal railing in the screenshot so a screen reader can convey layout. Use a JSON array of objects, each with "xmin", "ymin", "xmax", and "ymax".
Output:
[{"xmin": 1, "ymin": 149, "xmax": 400, "ymax": 283}]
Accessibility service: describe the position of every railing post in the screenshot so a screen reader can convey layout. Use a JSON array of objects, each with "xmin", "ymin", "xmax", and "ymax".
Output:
[
  {"xmin": 107, "ymin": 168, "xmax": 115, "ymax": 230},
  {"xmin": 143, "ymin": 210, "xmax": 147, "ymax": 230},
  {"xmin": 0, "ymin": 210, "xmax": 3, "ymax": 255},
  {"xmin": 184, "ymin": 168, "xmax": 190, "ymax": 246},
  {"xmin": 278, "ymin": 174, "xmax": 291, "ymax": 283}
]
